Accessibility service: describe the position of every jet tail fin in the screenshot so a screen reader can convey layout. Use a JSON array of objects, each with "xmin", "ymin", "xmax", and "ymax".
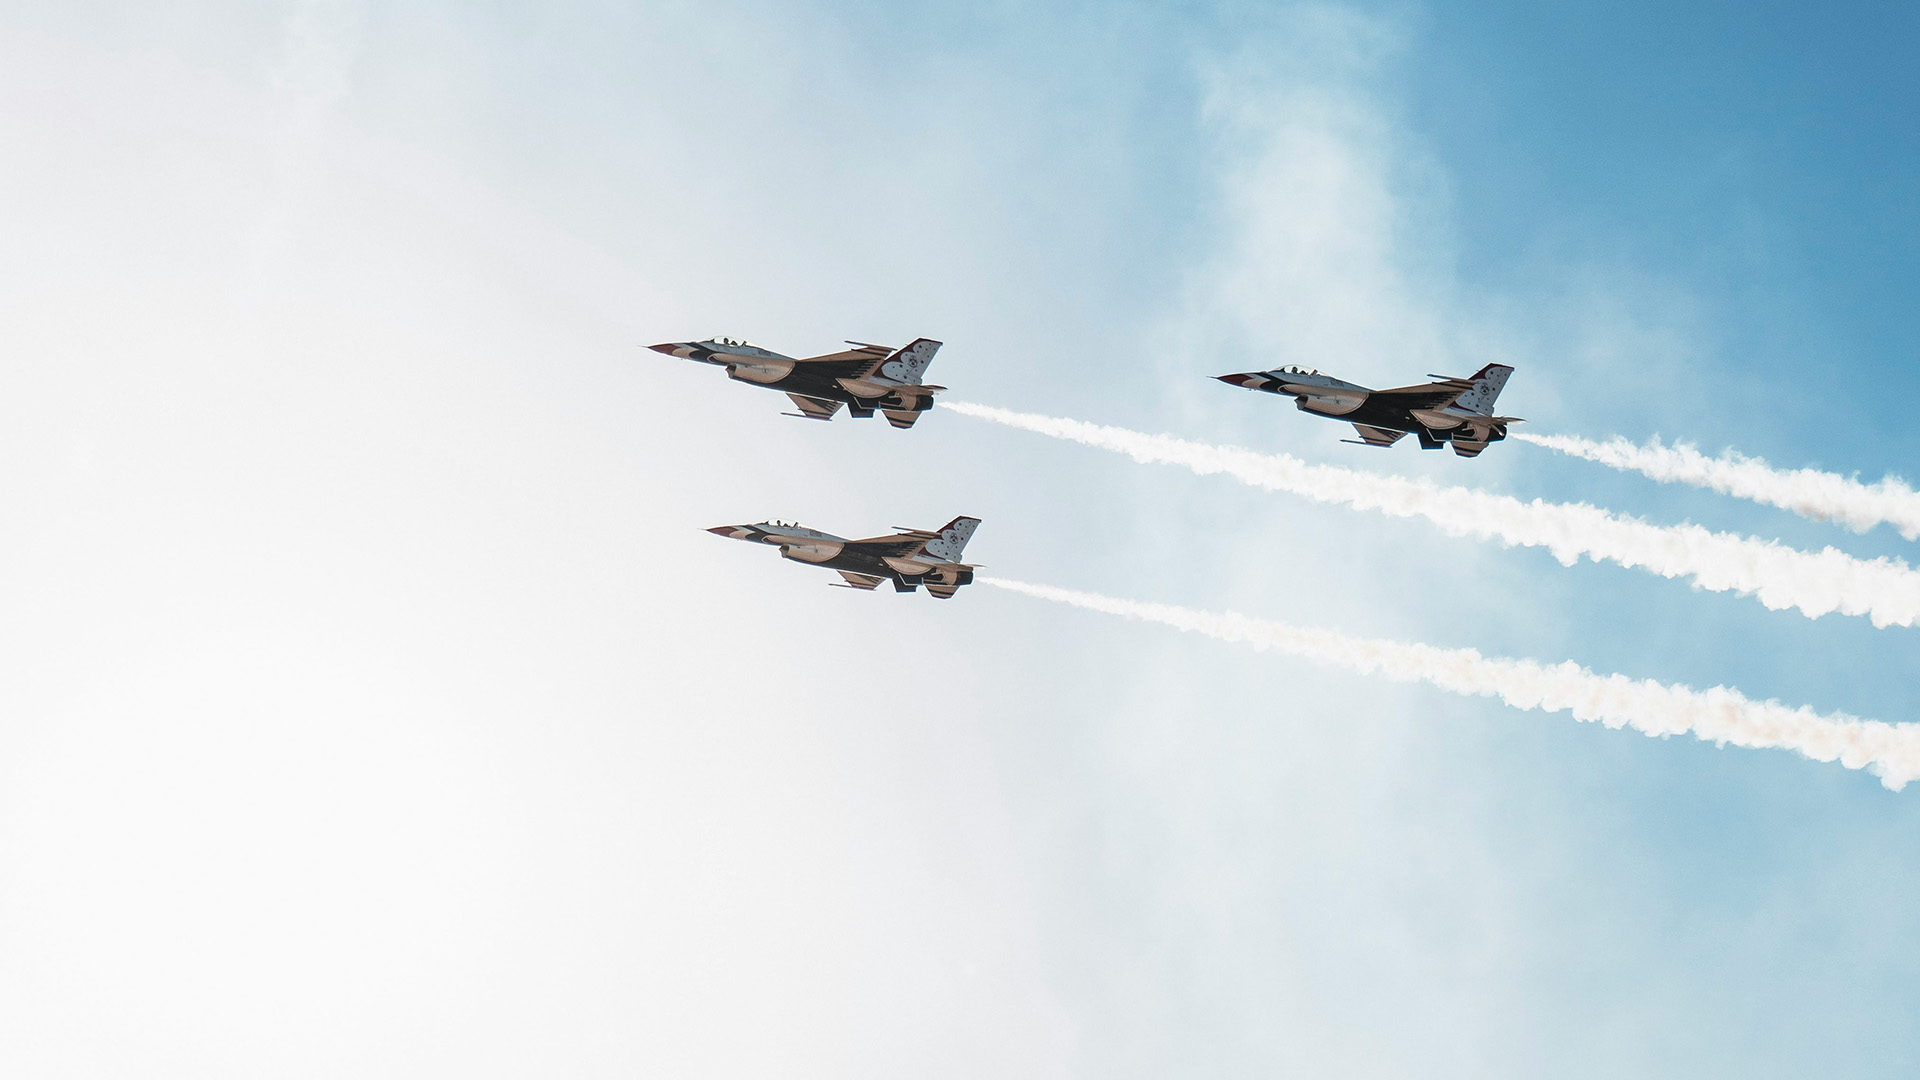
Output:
[
  {"xmin": 1451, "ymin": 364, "xmax": 1513, "ymax": 415},
  {"xmin": 920, "ymin": 516, "xmax": 980, "ymax": 562},
  {"xmin": 878, "ymin": 338, "xmax": 942, "ymax": 383}
]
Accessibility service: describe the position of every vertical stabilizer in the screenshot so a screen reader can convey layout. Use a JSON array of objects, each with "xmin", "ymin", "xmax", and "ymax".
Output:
[
  {"xmin": 880, "ymin": 338, "xmax": 942, "ymax": 383},
  {"xmin": 1452, "ymin": 364, "xmax": 1513, "ymax": 415},
  {"xmin": 922, "ymin": 516, "xmax": 980, "ymax": 562}
]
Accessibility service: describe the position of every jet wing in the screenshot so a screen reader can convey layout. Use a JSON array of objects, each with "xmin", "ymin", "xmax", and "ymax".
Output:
[
  {"xmin": 831, "ymin": 570, "xmax": 883, "ymax": 590},
  {"xmin": 848, "ymin": 517, "xmax": 977, "ymax": 558},
  {"xmin": 792, "ymin": 343, "xmax": 892, "ymax": 379},
  {"xmin": 1367, "ymin": 380, "xmax": 1470, "ymax": 411},
  {"xmin": 1344, "ymin": 424, "xmax": 1407, "ymax": 447},
  {"xmin": 784, "ymin": 393, "xmax": 843, "ymax": 420},
  {"xmin": 843, "ymin": 533, "xmax": 937, "ymax": 558}
]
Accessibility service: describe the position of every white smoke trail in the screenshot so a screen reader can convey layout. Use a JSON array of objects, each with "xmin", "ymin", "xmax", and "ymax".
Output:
[
  {"xmin": 1513, "ymin": 431, "xmax": 1920, "ymax": 541},
  {"xmin": 943, "ymin": 400, "xmax": 1920, "ymax": 629},
  {"xmin": 982, "ymin": 577, "xmax": 1920, "ymax": 789}
]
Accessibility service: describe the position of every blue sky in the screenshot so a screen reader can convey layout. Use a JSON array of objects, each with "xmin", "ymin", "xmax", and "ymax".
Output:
[{"xmin": 1, "ymin": 1, "xmax": 1917, "ymax": 1076}]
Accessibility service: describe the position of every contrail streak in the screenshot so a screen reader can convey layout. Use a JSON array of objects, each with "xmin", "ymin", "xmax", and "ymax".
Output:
[
  {"xmin": 1513, "ymin": 431, "xmax": 1920, "ymax": 540},
  {"xmin": 943, "ymin": 400, "xmax": 1920, "ymax": 628},
  {"xmin": 982, "ymin": 577, "xmax": 1920, "ymax": 789}
]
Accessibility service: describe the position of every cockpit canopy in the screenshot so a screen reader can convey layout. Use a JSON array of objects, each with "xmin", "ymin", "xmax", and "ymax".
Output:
[
  {"xmin": 1276, "ymin": 364, "xmax": 1322, "ymax": 376},
  {"xmin": 710, "ymin": 336, "xmax": 758, "ymax": 349}
]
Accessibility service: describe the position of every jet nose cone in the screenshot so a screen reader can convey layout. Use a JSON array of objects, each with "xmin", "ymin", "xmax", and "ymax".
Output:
[
  {"xmin": 647, "ymin": 343, "xmax": 683, "ymax": 356},
  {"xmin": 1214, "ymin": 373, "xmax": 1252, "ymax": 386},
  {"xmin": 706, "ymin": 525, "xmax": 742, "ymax": 537}
]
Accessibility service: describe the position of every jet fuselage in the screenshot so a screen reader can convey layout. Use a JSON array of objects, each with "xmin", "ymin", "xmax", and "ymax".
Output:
[
  {"xmin": 707, "ymin": 518, "xmax": 980, "ymax": 597},
  {"xmin": 650, "ymin": 337, "xmax": 943, "ymax": 424},
  {"xmin": 1215, "ymin": 364, "xmax": 1518, "ymax": 456}
]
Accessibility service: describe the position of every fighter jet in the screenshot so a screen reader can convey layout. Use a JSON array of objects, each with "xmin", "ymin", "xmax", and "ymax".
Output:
[
  {"xmin": 1214, "ymin": 363, "xmax": 1520, "ymax": 457},
  {"xmin": 707, "ymin": 516, "xmax": 980, "ymax": 597},
  {"xmin": 649, "ymin": 336, "xmax": 945, "ymax": 428}
]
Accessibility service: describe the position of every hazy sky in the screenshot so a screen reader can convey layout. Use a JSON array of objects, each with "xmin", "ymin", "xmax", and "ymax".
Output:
[{"xmin": 3, "ymin": 2, "xmax": 1918, "ymax": 1076}]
